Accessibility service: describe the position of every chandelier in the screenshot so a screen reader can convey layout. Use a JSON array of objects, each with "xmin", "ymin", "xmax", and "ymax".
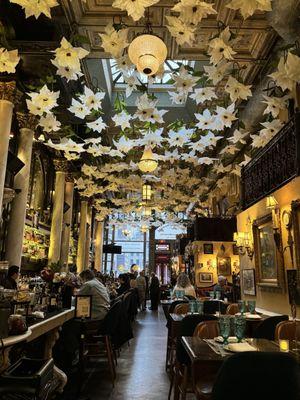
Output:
[
  {"xmin": 142, "ymin": 183, "xmax": 152, "ymax": 202},
  {"xmin": 138, "ymin": 146, "xmax": 158, "ymax": 173}
]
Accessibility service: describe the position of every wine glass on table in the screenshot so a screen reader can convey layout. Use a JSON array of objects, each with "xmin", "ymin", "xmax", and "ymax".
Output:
[
  {"xmin": 219, "ymin": 316, "xmax": 231, "ymax": 345},
  {"xmin": 234, "ymin": 315, "xmax": 246, "ymax": 343}
]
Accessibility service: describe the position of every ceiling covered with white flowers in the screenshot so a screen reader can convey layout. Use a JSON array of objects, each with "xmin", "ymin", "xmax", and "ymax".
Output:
[{"xmin": 2, "ymin": 0, "xmax": 300, "ymax": 231}]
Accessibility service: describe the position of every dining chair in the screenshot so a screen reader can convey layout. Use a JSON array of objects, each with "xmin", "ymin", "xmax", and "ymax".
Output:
[
  {"xmin": 203, "ymin": 300, "xmax": 227, "ymax": 315},
  {"xmin": 225, "ymin": 303, "xmax": 239, "ymax": 315},
  {"xmin": 252, "ymin": 315, "xmax": 288, "ymax": 340},
  {"xmin": 193, "ymin": 320, "xmax": 219, "ymax": 338},
  {"xmin": 211, "ymin": 352, "xmax": 300, "ymax": 400},
  {"xmin": 174, "ymin": 303, "xmax": 189, "ymax": 315},
  {"xmin": 275, "ymin": 320, "xmax": 297, "ymax": 341}
]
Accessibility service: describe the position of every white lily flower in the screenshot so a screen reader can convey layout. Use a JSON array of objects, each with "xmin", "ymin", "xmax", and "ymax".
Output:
[
  {"xmin": 188, "ymin": 140, "xmax": 206, "ymax": 153},
  {"xmin": 269, "ymin": 57, "xmax": 294, "ymax": 92},
  {"xmin": 195, "ymin": 109, "xmax": 216, "ymax": 130},
  {"xmin": 262, "ymin": 95, "xmax": 288, "ymax": 118},
  {"xmin": 99, "ymin": 24, "xmax": 129, "ymax": 58},
  {"xmin": 198, "ymin": 157, "xmax": 218, "ymax": 165},
  {"xmin": 51, "ymin": 59, "xmax": 83, "ymax": 81},
  {"xmin": 228, "ymin": 128, "xmax": 248, "ymax": 144},
  {"xmin": 0, "ymin": 48, "xmax": 20, "ymax": 73},
  {"xmin": 64, "ymin": 152, "xmax": 80, "ymax": 161},
  {"xmin": 208, "ymin": 27, "xmax": 236, "ymax": 65},
  {"xmin": 167, "ymin": 127, "xmax": 192, "ymax": 147},
  {"xmin": 109, "ymin": 149, "xmax": 125, "ymax": 158},
  {"xmin": 112, "ymin": 0, "xmax": 160, "ymax": 21},
  {"xmin": 10, "ymin": 0, "xmax": 58, "ymax": 19},
  {"xmin": 79, "ymin": 86, "xmax": 105, "ymax": 111},
  {"xmin": 164, "ymin": 149, "xmax": 181, "ymax": 164},
  {"xmin": 220, "ymin": 144, "xmax": 238, "ymax": 155},
  {"xmin": 87, "ymin": 117, "xmax": 107, "ymax": 133},
  {"xmin": 226, "ymin": 0, "xmax": 272, "ymax": 19},
  {"xmin": 113, "ymin": 136, "xmax": 134, "ymax": 153},
  {"xmin": 190, "ymin": 87, "xmax": 217, "ymax": 104},
  {"xmin": 172, "ymin": 66, "xmax": 198, "ymax": 94},
  {"xmin": 284, "ymin": 52, "xmax": 300, "ymax": 83},
  {"xmin": 203, "ymin": 62, "xmax": 230, "ymax": 85},
  {"xmin": 38, "ymin": 113, "xmax": 61, "ymax": 133},
  {"xmin": 112, "ymin": 111, "xmax": 132, "ymax": 130},
  {"xmin": 225, "ymin": 76, "xmax": 252, "ymax": 102},
  {"xmin": 250, "ymin": 134, "xmax": 266, "ymax": 148},
  {"xmin": 200, "ymin": 131, "xmax": 222, "ymax": 148},
  {"xmin": 53, "ymin": 37, "xmax": 89, "ymax": 71},
  {"xmin": 124, "ymin": 74, "xmax": 139, "ymax": 97},
  {"xmin": 166, "ymin": 16, "xmax": 196, "ymax": 46},
  {"xmin": 239, "ymin": 154, "xmax": 252, "ymax": 167},
  {"xmin": 213, "ymin": 163, "xmax": 232, "ymax": 174},
  {"xmin": 215, "ymin": 103, "xmax": 237, "ymax": 130},
  {"xmin": 84, "ymin": 137, "xmax": 102, "ymax": 145},
  {"xmin": 168, "ymin": 91, "xmax": 187, "ymax": 105},
  {"xmin": 68, "ymin": 98, "xmax": 90, "ymax": 119},
  {"xmin": 140, "ymin": 128, "xmax": 164, "ymax": 148},
  {"xmin": 114, "ymin": 55, "xmax": 134, "ymax": 74},
  {"xmin": 26, "ymin": 85, "xmax": 59, "ymax": 116},
  {"xmin": 259, "ymin": 119, "xmax": 283, "ymax": 139},
  {"xmin": 172, "ymin": 0, "xmax": 217, "ymax": 25}
]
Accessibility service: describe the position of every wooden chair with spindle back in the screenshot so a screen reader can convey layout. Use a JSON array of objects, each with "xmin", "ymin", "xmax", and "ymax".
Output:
[
  {"xmin": 275, "ymin": 320, "xmax": 297, "ymax": 341},
  {"xmin": 174, "ymin": 302, "xmax": 189, "ymax": 315},
  {"xmin": 226, "ymin": 303, "xmax": 239, "ymax": 315},
  {"xmin": 193, "ymin": 320, "xmax": 220, "ymax": 338}
]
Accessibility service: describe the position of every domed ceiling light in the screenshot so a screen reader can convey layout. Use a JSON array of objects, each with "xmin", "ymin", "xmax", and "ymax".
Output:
[
  {"xmin": 128, "ymin": 34, "xmax": 167, "ymax": 76},
  {"xmin": 138, "ymin": 146, "xmax": 158, "ymax": 173}
]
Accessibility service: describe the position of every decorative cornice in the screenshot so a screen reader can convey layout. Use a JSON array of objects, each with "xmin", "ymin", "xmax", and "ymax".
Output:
[
  {"xmin": 0, "ymin": 81, "xmax": 16, "ymax": 102},
  {"xmin": 17, "ymin": 112, "xmax": 38, "ymax": 131},
  {"xmin": 53, "ymin": 158, "xmax": 69, "ymax": 172}
]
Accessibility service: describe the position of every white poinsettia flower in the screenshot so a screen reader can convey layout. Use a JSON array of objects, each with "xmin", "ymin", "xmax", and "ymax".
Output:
[
  {"xmin": 198, "ymin": 157, "xmax": 218, "ymax": 165},
  {"xmin": 172, "ymin": 0, "xmax": 217, "ymax": 25},
  {"xmin": 203, "ymin": 62, "xmax": 230, "ymax": 85},
  {"xmin": 190, "ymin": 87, "xmax": 217, "ymax": 104},
  {"xmin": 166, "ymin": 16, "xmax": 196, "ymax": 46},
  {"xmin": 124, "ymin": 74, "xmax": 139, "ymax": 97},
  {"xmin": 79, "ymin": 86, "xmax": 105, "ymax": 111},
  {"xmin": 262, "ymin": 95, "xmax": 288, "ymax": 118},
  {"xmin": 215, "ymin": 103, "xmax": 237, "ymax": 130},
  {"xmin": 112, "ymin": 111, "xmax": 132, "ymax": 130},
  {"xmin": 26, "ymin": 85, "xmax": 59, "ymax": 116},
  {"xmin": 0, "ymin": 48, "xmax": 20, "ymax": 73},
  {"xmin": 112, "ymin": 0, "xmax": 159, "ymax": 21},
  {"xmin": 195, "ymin": 109, "xmax": 216, "ymax": 130},
  {"xmin": 68, "ymin": 98, "xmax": 90, "ymax": 119},
  {"xmin": 38, "ymin": 113, "xmax": 61, "ymax": 133},
  {"xmin": 225, "ymin": 76, "xmax": 252, "ymax": 102},
  {"xmin": 228, "ymin": 128, "xmax": 248, "ymax": 144},
  {"xmin": 269, "ymin": 57, "xmax": 294, "ymax": 92},
  {"xmin": 168, "ymin": 91, "xmax": 187, "ymax": 104},
  {"xmin": 114, "ymin": 55, "xmax": 134, "ymax": 74},
  {"xmin": 199, "ymin": 130, "xmax": 222, "ymax": 148},
  {"xmin": 284, "ymin": 52, "xmax": 300, "ymax": 83},
  {"xmin": 220, "ymin": 144, "xmax": 238, "ymax": 155},
  {"xmin": 226, "ymin": 0, "xmax": 272, "ymax": 19},
  {"xmin": 53, "ymin": 37, "xmax": 89, "ymax": 71},
  {"xmin": 99, "ymin": 24, "xmax": 129, "ymax": 58},
  {"xmin": 172, "ymin": 65, "xmax": 198, "ymax": 94},
  {"xmin": 51, "ymin": 59, "xmax": 83, "ymax": 81},
  {"xmin": 208, "ymin": 27, "xmax": 236, "ymax": 65},
  {"xmin": 10, "ymin": 0, "xmax": 58, "ymax": 19},
  {"xmin": 259, "ymin": 119, "xmax": 283, "ymax": 139},
  {"xmin": 87, "ymin": 117, "xmax": 107, "ymax": 133},
  {"xmin": 239, "ymin": 154, "xmax": 251, "ymax": 167}
]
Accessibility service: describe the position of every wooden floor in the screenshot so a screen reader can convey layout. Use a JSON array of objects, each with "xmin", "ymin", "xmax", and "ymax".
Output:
[{"xmin": 61, "ymin": 305, "xmax": 171, "ymax": 400}]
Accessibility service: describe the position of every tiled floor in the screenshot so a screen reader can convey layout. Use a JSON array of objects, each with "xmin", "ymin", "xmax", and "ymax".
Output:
[{"xmin": 61, "ymin": 306, "xmax": 171, "ymax": 400}]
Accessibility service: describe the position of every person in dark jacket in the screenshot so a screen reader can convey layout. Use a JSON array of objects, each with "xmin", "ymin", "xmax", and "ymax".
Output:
[
  {"xmin": 117, "ymin": 273, "xmax": 130, "ymax": 296},
  {"xmin": 149, "ymin": 272, "xmax": 160, "ymax": 311},
  {"xmin": 2, "ymin": 265, "xmax": 19, "ymax": 290}
]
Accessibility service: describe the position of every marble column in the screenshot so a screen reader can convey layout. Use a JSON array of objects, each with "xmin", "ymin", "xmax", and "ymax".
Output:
[
  {"xmin": 94, "ymin": 220, "xmax": 104, "ymax": 271},
  {"xmin": 48, "ymin": 160, "xmax": 67, "ymax": 266},
  {"xmin": 60, "ymin": 174, "xmax": 74, "ymax": 270},
  {"xmin": 5, "ymin": 113, "xmax": 37, "ymax": 266},
  {"xmin": 0, "ymin": 81, "xmax": 15, "ymax": 221},
  {"xmin": 77, "ymin": 200, "xmax": 88, "ymax": 273}
]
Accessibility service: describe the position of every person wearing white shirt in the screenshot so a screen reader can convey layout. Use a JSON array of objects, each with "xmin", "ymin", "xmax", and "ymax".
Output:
[{"xmin": 172, "ymin": 272, "xmax": 196, "ymax": 298}]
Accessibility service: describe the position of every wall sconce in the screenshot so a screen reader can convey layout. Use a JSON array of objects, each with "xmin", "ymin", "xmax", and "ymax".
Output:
[
  {"xmin": 234, "ymin": 231, "xmax": 254, "ymax": 260},
  {"xmin": 266, "ymin": 195, "xmax": 281, "ymax": 249}
]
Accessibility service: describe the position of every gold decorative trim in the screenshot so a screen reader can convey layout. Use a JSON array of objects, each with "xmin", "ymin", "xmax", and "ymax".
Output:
[
  {"xmin": 0, "ymin": 81, "xmax": 16, "ymax": 102},
  {"xmin": 17, "ymin": 112, "xmax": 38, "ymax": 131},
  {"xmin": 53, "ymin": 158, "xmax": 69, "ymax": 172}
]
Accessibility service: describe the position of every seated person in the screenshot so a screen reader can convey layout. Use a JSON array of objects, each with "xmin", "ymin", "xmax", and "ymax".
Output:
[
  {"xmin": 117, "ymin": 273, "xmax": 130, "ymax": 296},
  {"xmin": 78, "ymin": 269, "xmax": 110, "ymax": 320},
  {"xmin": 172, "ymin": 272, "xmax": 196, "ymax": 298},
  {"xmin": 2, "ymin": 265, "xmax": 19, "ymax": 290},
  {"xmin": 213, "ymin": 275, "xmax": 231, "ymax": 300}
]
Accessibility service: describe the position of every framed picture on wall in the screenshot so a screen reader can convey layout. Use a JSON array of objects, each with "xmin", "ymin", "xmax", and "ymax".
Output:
[
  {"xmin": 199, "ymin": 272, "xmax": 213, "ymax": 283},
  {"xmin": 242, "ymin": 269, "xmax": 256, "ymax": 296},
  {"xmin": 217, "ymin": 257, "xmax": 231, "ymax": 276},
  {"xmin": 232, "ymin": 244, "xmax": 239, "ymax": 255},
  {"xmin": 203, "ymin": 243, "xmax": 213, "ymax": 254}
]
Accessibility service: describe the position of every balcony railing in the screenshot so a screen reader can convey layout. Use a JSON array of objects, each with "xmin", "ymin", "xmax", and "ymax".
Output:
[{"xmin": 241, "ymin": 113, "xmax": 300, "ymax": 210}]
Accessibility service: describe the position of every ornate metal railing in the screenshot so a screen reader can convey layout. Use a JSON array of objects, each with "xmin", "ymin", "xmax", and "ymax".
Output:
[{"xmin": 241, "ymin": 113, "xmax": 300, "ymax": 210}]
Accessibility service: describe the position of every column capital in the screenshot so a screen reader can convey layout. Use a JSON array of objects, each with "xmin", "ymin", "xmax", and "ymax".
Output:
[
  {"xmin": 65, "ymin": 172, "xmax": 75, "ymax": 183},
  {"xmin": 53, "ymin": 158, "xmax": 69, "ymax": 172},
  {"xmin": 17, "ymin": 112, "xmax": 38, "ymax": 131},
  {"xmin": 0, "ymin": 81, "xmax": 17, "ymax": 103}
]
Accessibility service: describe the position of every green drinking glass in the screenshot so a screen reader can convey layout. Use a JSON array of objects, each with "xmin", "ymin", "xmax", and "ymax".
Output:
[
  {"xmin": 197, "ymin": 300, "xmax": 204, "ymax": 315},
  {"xmin": 234, "ymin": 315, "xmax": 246, "ymax": 342},
  {"xmin": 219, "ymin": 316, "xmax": 231, "ymax": 345},
  {"xmin": 247, "ymin": 300, "xmax": 256, "ymax": 314},
  {"xmin": 215, "ymin": 291, "xmax": 221, "ymax": 300},
  {"xmin": 238, "ymin": 300, "xmax": 246, "ymax": 315},
  {"xmin": 209, "ymin": 291, "xmax": 215, "ymax": 299},
  {"xmin": 189, "ymin": 301, "xmax": 196, "ymax": 314}
]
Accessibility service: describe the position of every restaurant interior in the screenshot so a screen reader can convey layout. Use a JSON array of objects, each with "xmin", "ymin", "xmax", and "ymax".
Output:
[{"xmin": 0, "ymin": 0, "xmax": 300, "ymax": 399}]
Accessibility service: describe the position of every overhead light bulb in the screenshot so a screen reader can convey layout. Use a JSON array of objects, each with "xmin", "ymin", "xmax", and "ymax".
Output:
[
  {"xmin": 138, "ymin": 146, "xmax": 158, "ymax": 173},
  {"xmin": 128, "ymin": 34, "xmax": 167, "ymax": 76}
]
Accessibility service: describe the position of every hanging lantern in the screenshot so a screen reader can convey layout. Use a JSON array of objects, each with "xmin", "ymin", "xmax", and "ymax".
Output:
[
  {"xmin": 142, "ymin": 207, "xmax": 152, "ymax": 217},
  {"xmin": 142, "ymin": 183, "xmax": 152, "ymax": 202},
  {"xmin": 140, "ymin": 225, "xmax": 149, "ymax": 233},
  {"xmin": 128, "ymin": 34, "xmax": 167, "ymax": 76},
  {"xmin": 138, "ymin": 146, "xmax": 158, "ymax": 173}
]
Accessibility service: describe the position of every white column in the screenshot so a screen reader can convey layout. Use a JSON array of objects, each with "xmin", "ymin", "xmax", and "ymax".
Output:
[
  {"xmin": 77, "ymin": 200, "xmax": 87, "ymax": 273},
  {"xmin": 0, "ymin": 81, "xmax": 15, "ymax": 221},
  {"xmin": 5, "ymin": 113, "xmax": 37, "ymax": 266},
  {"xmin": 60, "ymin": 176, "xmax": 74, "ymax": 270},
  {"xmin": 84, "ymin": 205, "xmax": 92, "ymax": 269},
  {"xmin": 94, "ymin": 220, "xmax": 104, "ymax": 271},
  {"xmin": 48, "ymin": 160, "xmax": 67, "ymax": 266}
]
